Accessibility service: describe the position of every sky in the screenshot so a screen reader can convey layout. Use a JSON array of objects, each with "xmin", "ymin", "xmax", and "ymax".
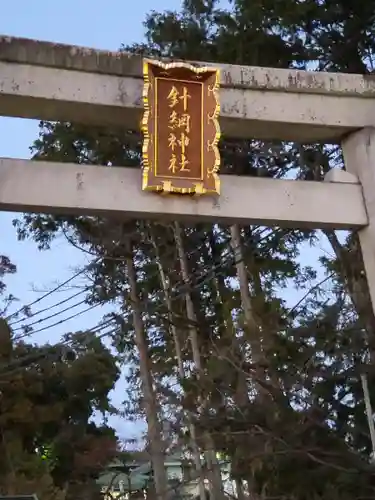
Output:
[
  {"xmin": 0, "ymin": 0, "xmax": 332, "ymax": 441},
  {"xmin": 0, "ymin": 0, "xmax": 183, "ymax": 441}
]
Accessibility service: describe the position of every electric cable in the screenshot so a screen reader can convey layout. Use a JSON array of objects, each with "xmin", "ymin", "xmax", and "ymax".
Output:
[
  {"xmin": 5, "ymin": 256, "xmax": 101, "ymax": 322},
  {"xmin": 13, "ymin": 303, "xmax": 102, "ymax": 342},
  {"xmin": 0, "ymin": 225, "xmax": 287, "ymax": 378},
  {"xmin": 8, "ymin": 288, "xmax": 86, "ymax": 327},
  {"xmin": 0, "ymin": 317, "xmax": 117, "ymax": 378},
  {"xmin": 11, "ymin": 297, "xmax": 88, "ymax": 332}
]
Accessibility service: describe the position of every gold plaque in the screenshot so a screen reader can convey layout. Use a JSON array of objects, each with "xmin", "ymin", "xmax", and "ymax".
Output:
[{"xmin": 142, "ymin": 59, "xmax": 221, "ymax": 195}]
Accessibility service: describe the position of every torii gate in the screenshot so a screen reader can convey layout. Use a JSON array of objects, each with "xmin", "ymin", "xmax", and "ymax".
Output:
[
  {"xmin": 3, "ymin": 34, "xmax": 375, "ymax": 474},
  {"xmin": 0, "ymin": 36, "xmax": 375, "ymax": 311}
]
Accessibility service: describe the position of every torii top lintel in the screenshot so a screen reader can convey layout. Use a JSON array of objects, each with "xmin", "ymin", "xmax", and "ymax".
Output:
[{"xmin": 1, "ymin": 35, "xmax": 375, "ymax": 142}]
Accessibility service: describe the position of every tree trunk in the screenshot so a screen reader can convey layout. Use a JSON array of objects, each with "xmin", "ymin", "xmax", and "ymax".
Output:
[
  {"xmin": 148, "ymin": 225, "xmax": 207, "ymax": 500},
  {"xmin": 235, "ymin": 478, "xmax": 246, "ymax": 500},
  {"xmin": 229, "ymin": 225, "xmax": 260, "ymax": 346},
  {"xmin": 125, "ymin": 242, "xmax": 168, "ymax": 500},
  {"xmin": 174, "ymin": 222, "xmax": 225, "ymax": 500},
  {"xmin": 324, "ymin": 229, "xmax": 375, "ymax": 362},
  {"xmin": 229, "ymin": 224, "xmax": 269, "ymax": 498},
  {"xmin": 229, "ymin": 225, "xmax": 268, "ymax": 389},
  {"xmin": 208, "ymin": 227, "xmax": 250, "ymax": 408}
]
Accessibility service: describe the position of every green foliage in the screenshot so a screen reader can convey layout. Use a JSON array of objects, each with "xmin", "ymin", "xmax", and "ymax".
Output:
[
  {"xmin": 9, "ymin": 0, "xmax": 375, "ymax": 498},
  {"xmin": 0, "ymin": 319, "xmax": 120, "ymax": 499},
  {"xmin": 0, "ymin": 256, "xmax": 18, "ymax": 316}
]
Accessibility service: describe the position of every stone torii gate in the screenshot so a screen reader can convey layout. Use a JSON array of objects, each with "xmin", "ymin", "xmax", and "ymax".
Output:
[{"xmin": 1, "ymin": 36, "xmax": 375, "ymax": 314}]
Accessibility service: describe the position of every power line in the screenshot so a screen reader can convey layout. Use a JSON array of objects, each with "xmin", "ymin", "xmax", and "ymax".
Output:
[
  {"xmin": 7, "ymin": 221, "xmax": 250, "ymax": 332},
  {"xmin": 11, "ymin": 297, "xmax": 88, "ymax": 332},
  {"xmin": 0, "ymin": 225, "xmax": 285, "ymax": 377},
  {"xmin": 90, "ymin": 227, "xmax": 283, "ymax": 336},
  {"xmin": 0, "ymin": 229, "xmax": 242, "ymax": 373},
  {"xmin": 5, "ymin": 257, "xmax": 100, "ymax": 322},
  {"xmin": 8, "ymin": 289, "xmax": 86, "ymax": 327},
  {"xmin": 13, "ymin": 303, "xmax": 102, "ymax": 341},
  {"xmin": 6, "ymin": 231, "xmax": 208, "ymax": 343},
  {"xmin": 5, "ymin": 226, "xmax": 205, "ymax": 337},
  {"xmin": 15, "ymin": 226, "xmax": 278, "ymax": 346},
  {"xmin": 0, "ymin": 317, "xmax": 117, "ymax": 379}
]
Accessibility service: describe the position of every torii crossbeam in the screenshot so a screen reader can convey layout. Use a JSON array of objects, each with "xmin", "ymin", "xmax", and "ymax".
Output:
[{"xmin": 1, "ymin": 36, "xmax": 375, "ymax": 309}]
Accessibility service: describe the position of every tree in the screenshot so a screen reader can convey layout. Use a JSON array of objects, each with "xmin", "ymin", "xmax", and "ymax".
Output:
[
  {"xmin": 0, "ymin": 256, "xmax": 17, "ymax": 317},
  {"xmin": 12, "ymin": 0, "xmax": 375, "ymax": 498},
  {"xmin": 0, "ymin": 318, "xmax": 120, "ymax": 500}
]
